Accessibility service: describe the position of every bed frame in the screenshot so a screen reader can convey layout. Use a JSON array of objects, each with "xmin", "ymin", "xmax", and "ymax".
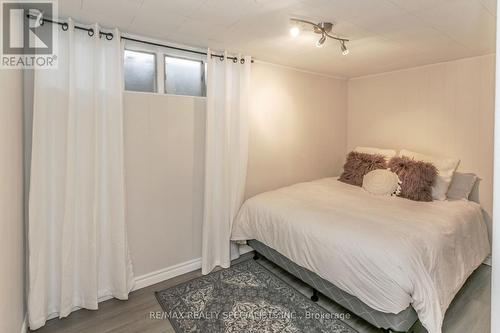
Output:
[{"xmin": 248, "ymin": 239, "xmax": 419, "ymax": 333}]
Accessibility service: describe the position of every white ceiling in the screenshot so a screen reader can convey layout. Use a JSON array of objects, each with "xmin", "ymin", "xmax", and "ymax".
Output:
[{"xmin": 59, "ymin": 0, "xmax": 496, "ymax": 77}]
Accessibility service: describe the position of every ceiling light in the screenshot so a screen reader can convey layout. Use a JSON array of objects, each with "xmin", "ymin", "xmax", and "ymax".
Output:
[
  {"xmin": 316, "ymin": 34, "xmax": 326, "ymax": 48},
  {"xmin": 290, "ymin": 26, "xmax": 300, "ymax": 37},
  {"xmin": 290, "ymin": 18, "xmax": 349, "ymax": 54},
  {"xmin": 341, "ymin": 41, "xmax": 349, "ymax": 55}
]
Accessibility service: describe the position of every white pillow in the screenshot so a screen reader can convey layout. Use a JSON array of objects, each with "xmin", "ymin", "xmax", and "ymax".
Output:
[
  {"xmin": 354, "ymin": 146, "xmax": 397, "ymax": 160},
  {"xmin": 446, "ymin": 172, "xmax": 478, "ymax": 200},
  {"xmin": 399, "ymin": 149, "xmax": 460, "ymax": 201},
  {"xmin": 362, "ymin": 169, "xmax": 401, "ymax": 196}
]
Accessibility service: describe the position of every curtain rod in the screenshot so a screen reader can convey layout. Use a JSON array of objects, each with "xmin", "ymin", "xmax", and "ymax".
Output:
[
  {"xmin": 121, "ymin": 36, "xmax": 254, "ymax": 63},
  {"xmin": 27, "ymin": 14, "xmax": 114, "ymax": 39},
  {"xmin": 28, "ymin": 14, "xmax": 253, "ymax": 64}
]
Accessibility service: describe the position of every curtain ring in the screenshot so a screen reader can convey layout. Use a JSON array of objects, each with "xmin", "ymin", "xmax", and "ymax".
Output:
[
  {"xmin": 232, "ymin": 58, "xmax": 237, "ymax": 63},
  {"xmin": 39, "ymin": 18, "xmax": 44, "ymax": 26},
  {"xmin": 88, "ymin": 28, "xmax": 94, "ymax": 37},
  {"xmin": 106, "ymin": 33, "xmax": 113, "ymax": 41},
  {"xmin": 219, "ymin": 55, "xmax": 224, "ymax": 61},
  {"xmin": 240, "ymin": 58, "xmax": 245, "ymax": 64},
  {"xmin": 61, "ymin": 22, "xmax": 68, "ymax": 31}
]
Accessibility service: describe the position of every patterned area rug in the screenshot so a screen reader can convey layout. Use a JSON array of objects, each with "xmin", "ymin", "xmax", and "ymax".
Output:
[{"xmin": 155, "ymin": 259, "xmax": 358, "ymax": 333}]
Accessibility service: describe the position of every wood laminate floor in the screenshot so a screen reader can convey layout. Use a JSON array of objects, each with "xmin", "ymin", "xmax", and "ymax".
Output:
[{"xmin": 31, "ymin": 253, "xmax": 491, "ymax": 333}]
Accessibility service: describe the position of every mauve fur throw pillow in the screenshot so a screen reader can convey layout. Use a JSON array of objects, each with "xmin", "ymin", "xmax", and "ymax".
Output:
[
  {"xmin": 388, "ymin": 156, "xmax": 438, "ymax": 202},
  {"xmin": 339, "ymin": 151, "xmax": 387, "ymax": 187}
]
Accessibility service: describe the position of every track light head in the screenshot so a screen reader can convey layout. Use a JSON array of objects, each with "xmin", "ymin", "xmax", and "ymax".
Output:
[
  {"xmin": 316, "ymin": 34, "xmax": 326, "ymax": 48},
  {"xmin": 341, "ymin": 41, "xmax": 349, "ymax": 55},
  {"xmin": 290, "ymin": 25, "xmax": 300, "ymax": 37}
]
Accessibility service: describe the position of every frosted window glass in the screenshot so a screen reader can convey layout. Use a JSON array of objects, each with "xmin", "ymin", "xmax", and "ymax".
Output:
[
  {"xmin": 124, "ymin": 50, "xmax": 156, "ymax": 92},
  {"xmin": 165, "ymin": 56, "xmax": 205, "ymax": 97}
]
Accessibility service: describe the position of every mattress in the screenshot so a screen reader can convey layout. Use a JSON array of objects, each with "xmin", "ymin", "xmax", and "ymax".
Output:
[{"xmin": 231, "ymin": 178, "xmax": 490, "ymax": 333}]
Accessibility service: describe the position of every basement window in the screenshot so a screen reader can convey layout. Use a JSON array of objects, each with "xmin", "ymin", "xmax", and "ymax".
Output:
[
  {"xmin": 124, "ymin": 49, "xmax": 157, "ymax": 93},
  {"xmin": 164, "ymin": 56, "xmax": 206, "ymax": 97}
]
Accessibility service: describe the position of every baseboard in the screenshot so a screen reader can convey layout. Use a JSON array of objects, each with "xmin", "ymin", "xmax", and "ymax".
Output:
[
  {"xmin": 26, "ymin": 259, "xmax": 202, "ymax": 329},
  {"xmin": 132, "ymin": 257, "xmax": 202, "ymax": 291},
  {"xmin": 27, "ymin": 256, "xmax": 234, "ymax": 329},
  {"xmin": 483, "ymin": 255, "xmax": 492, "ymax": 266},
  {"xmin": 21, "ymin": 314, "xmax": 27, "ymax": 333}
]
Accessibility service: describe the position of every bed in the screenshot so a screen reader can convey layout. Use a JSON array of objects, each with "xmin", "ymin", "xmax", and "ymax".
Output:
[{"xmin": 231, "ymin": 177, "xmax": 490, "ymax": 333}]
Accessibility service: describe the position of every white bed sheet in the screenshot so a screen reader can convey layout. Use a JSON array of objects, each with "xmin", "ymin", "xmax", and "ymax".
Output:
[{"xmin": 231, "ymin": 178, "xmax": 490, "ymax": 333}]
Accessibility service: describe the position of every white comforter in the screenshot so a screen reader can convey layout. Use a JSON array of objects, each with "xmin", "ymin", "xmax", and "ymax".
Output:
[{"xmin": 231, "ymin": 178, "xmax": 490, "ymax": 333}]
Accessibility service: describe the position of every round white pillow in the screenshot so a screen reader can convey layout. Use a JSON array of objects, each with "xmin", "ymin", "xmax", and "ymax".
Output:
[{"xmin": 362, "ymin": 169, "xmax": 401, "ymax": 196}]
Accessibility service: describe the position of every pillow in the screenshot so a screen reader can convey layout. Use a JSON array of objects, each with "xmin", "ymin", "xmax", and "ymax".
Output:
[
  {"xmin": 388, "ymin": 156, "xmax": 438, "ymax": 202},
  {"xmin": 354, "ymin": 146, "xmax": 397, "ymax": 160},
  {"xmin": 399, "ymin": 149, "xmax": 459, "ymax": 201},
  {"xmin": 362, "ymin": 169, "xmax": 402, "ymax": 196},
  {"xmin": 339, "ymin": 151, "xmax": 387, "ymax": 187},
  {"xmin": 446, "ymin": 172, "xmax": 478, "ymax": 200}
]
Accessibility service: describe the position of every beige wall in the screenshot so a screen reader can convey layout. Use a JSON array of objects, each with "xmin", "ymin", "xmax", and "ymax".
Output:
[
  {"xmin": 245, "ymin": 62, "xmax": 348, "ymax": 198},
  {"xmin": 348, "ymin": 55, "xmax": 495, "ymax": 220},
  {"xmin": 124, "ymin": 63, "xmax": 349, "ymax": 276},
  {"xmin": 0, "ymin": 70, "xmax": 25, "ymax": 332}
]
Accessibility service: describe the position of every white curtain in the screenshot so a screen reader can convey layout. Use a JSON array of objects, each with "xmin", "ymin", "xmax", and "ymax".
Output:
[
  {"xmin": 28, "ymin": 19, "xmax": 134, "ymax": 330},
  {"xmin": 201, "ymin": 51, "xmax": 251, "ymax": 274}
]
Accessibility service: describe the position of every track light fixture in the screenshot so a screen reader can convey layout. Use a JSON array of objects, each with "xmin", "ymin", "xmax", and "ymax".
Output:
[{"xmin": 289, "ymin": 18, "xmax": 349, "ymax": 55}]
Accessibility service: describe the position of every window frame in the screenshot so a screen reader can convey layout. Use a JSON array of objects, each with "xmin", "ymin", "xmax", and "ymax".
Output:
[
  {"xmin": 163, "ymin": 54, "xmax": 206, "ymax": 97},
  {"xmin": 123, "ymin": 48, "xmax": 158, "ymax": 93},
  {"xmin": 123, "ymin": 40, "xmax": 207, "ymax": 98}
]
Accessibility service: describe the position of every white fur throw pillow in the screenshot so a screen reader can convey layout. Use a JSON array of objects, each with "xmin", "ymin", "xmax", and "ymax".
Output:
[{"xmin": 362, "ymin": 169, "xmax": 401, "ymax": 196}]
